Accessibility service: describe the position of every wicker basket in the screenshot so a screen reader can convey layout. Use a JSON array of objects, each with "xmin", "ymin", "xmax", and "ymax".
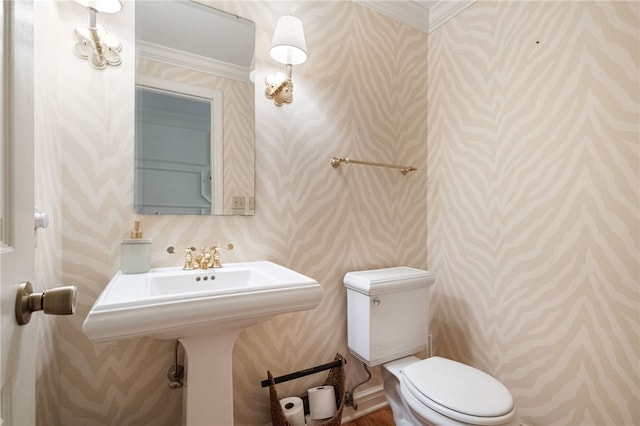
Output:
[{"xmin": 268, "ymin": 353, "xmax": 346, "ymax": 426}]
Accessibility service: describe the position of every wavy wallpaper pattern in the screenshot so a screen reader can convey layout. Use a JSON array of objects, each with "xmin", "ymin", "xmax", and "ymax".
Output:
[
  {"xmin": 427, "ymin": 2, "xmax": 639, "ymax": 426},
  {"xmin": 32, "ymin": 0, "xmax": 638, "ymax": 425},
  {"xmin": 34, "ymin": 1, "xmax": 428, "ymax": 425}
]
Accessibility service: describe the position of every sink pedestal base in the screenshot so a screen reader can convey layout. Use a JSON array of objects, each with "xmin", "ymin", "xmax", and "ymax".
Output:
[
  {"xmin": 180, "ymin": 331, "xmax": 241, "ymax": 426},
  {"xmin": 82, "ymin": 262, "xmax": 325, "ymax": 424}
]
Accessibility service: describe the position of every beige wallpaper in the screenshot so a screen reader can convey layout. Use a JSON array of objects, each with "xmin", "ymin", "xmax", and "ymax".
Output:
[
  {"xmin": 427, "ymin": 1, "xmax": 639, "ymax": 426},
  {"xmin": 33, "ymin": 0, "xmax": 639, "ymax": 425},
  {"xmin": 34, "ymin": 1, "xmax": 428, "ymax": 425}
]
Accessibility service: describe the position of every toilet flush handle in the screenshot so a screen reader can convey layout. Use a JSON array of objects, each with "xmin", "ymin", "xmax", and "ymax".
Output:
[{"xmin": 372, "ymin": 297, "xmax": 381, "ymax": 307}]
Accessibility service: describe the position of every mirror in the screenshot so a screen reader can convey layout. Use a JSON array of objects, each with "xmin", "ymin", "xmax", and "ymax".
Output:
[{"xmin": 135, "ymin": 1, "xmax": 255, "ymax": 215}]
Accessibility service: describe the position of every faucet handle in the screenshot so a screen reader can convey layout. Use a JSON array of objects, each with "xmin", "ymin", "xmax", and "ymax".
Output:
[
  {"xmin": 211, "ymin": 243, "xmax": 234, "ymax": 251},
  {"xmin": 208, "ymin": 243, "xmax": 234, "ymax": 268},
  {"xmin": 166, "ymin": 246, "xmax": 196, "ymax": 254},
  {"xmin": 167, "ymin": 246, "xmax": 197, "ymax": 270}
]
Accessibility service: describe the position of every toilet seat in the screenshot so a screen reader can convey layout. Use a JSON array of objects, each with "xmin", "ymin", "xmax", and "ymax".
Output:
[{"xmin": 400, "ymin": 357, "xmax": 516, "ymax": 426}]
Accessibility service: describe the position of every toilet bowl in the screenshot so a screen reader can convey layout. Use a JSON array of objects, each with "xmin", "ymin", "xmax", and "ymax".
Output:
[
  {"xmin": 382, "ymin": 356, "xmax": 519, "ymax": 426},
  {"xmin": 343, "ymin": 267, "xmax": 519, "ymax": 426}
]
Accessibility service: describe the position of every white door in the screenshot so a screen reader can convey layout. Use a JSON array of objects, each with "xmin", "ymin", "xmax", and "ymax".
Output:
[{"xmin": 1, "ymin": 0, "xmax": 37, "ymax": 424}]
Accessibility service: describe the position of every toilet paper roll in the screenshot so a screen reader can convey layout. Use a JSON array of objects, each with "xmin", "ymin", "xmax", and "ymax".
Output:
[
  {"xmin": 306, "ymin": 413, "xmax": 329, "ymax": 426},
  {"xmin": 308, "ymin": 385, "xmax": 337, "ymax": 420},
  {"xmin": 279, "ymin": 396, "xmax": 305, "ymax": 426}
]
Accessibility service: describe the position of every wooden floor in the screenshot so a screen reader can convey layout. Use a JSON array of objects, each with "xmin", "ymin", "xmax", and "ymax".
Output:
[{"xmin": 342, "ymin": 406, "xmax": 395, "ymax": 426}]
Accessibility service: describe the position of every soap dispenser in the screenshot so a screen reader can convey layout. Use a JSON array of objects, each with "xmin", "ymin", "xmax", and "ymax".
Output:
[{"xmin": 121, "ymin": 220, "xmax": 151, "ymax": 274}]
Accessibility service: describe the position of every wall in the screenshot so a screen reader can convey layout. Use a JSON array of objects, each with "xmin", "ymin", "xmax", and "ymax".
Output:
[
  {"xmin": 427, "ymin": 1, "xmax": 639, "ymax": 425},
  {"xmin": 34, "ymin": 1, "xmax": 428, "ymax": 425}
]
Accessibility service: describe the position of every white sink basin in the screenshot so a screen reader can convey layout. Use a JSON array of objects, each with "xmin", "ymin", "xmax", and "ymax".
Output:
[
  {"xmin": 83, "ymin": 261, "xmax": 325, "ymax": 342},
  {"xmin": 149, "ymin": 267, "xmax": 289, "ymax": 297},
  {"xmin": 83, "ymin": 261, "xmax": 324, "ymax": 426}
]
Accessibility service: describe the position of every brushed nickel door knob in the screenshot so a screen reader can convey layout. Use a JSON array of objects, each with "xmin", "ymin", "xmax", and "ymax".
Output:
[{"xmin": 15, "ymin": 282, "xmax": 77, "ymax": 326}]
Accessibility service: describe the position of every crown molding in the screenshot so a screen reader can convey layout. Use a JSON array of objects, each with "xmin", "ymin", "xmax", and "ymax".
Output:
[
  {"xmin": 429, "ymin": 0, "xmax": 476, "ymax": 32},
  {"xmin": 355, "ymin": 1, "xmax": 431, "ymax": 33},
  {"xmin": 136, "ymin": 41, "xmax": 252, "ymax": 82},
  {"xmin": 355, "ymin": 0, "xmax": 476, "ymax": 33}
]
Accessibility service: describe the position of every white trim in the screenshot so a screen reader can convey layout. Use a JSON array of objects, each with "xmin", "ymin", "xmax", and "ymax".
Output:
[
  {"xmin": 341, "ymin": 385, "xmax": 389, "ymax": 423},
  {"xmin": 354, "ymin": 0, "xmax": 476, "ymax": 33},
  {"xmin": 355, "ymin": 1, "xmax": 430, "ymax": 33},
  {"xmin": 429, "ymin": 0, "xmax": 476, "ymax": 32},
  {"xmin": 136, "ymin": 75, "xmax": 223, "ymax": 105},
  {"xmin": 211, "ymin": 90, "xmax": 223, "ymax": 215},
  {"xmin": 137, "ymin": 40, "xmax": 252, "ymax": 82}
]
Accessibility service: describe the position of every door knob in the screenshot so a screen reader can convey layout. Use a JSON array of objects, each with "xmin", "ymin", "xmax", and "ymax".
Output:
[
  {"xmin": 34, "ymin": 209, "xmax": 49, "ymax": 230},
  {"xmin": 15, "ymin": 282, "xmax": 77, "ymax": 326}
]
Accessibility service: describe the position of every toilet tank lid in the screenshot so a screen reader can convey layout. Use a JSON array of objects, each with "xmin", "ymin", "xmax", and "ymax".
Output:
[{"xmin": 343, "ymin": 267, "xmax": 434, "ymax": 295}]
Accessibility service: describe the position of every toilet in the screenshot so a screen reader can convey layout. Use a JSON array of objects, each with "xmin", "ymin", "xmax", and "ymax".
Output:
[{"xmin": 344, "ymin": 267, "xmax": 519, "ymax": 426}]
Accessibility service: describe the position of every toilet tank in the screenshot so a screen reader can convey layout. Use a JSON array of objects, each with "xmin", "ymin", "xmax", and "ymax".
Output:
[{"xmin": 344, "ymin": 267, "xmax": 435, "ymax": 366}]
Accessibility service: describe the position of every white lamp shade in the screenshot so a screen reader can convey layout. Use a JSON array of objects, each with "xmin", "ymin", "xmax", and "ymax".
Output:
[
  {"xmin": 74, "ymin": 0, "xmax": 122, "ymax": 14},
  {"xmin": 269, "ymin": 15, "xmax": 308, "ymax": 65}
]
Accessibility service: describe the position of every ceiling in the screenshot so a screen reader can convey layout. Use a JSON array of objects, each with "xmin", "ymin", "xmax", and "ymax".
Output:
[{"xmin": 355, "ymin": 0, "xmax": 476, "ymax": 33}]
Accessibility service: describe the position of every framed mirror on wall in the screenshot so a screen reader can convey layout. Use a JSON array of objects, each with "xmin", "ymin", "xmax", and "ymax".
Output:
[{"xmin": 135, "ymin": 0, "xmax": 255, "ymax": 216}]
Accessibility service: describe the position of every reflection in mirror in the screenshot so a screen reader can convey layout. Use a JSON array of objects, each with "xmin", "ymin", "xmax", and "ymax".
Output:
[
  {"xmin": 135, "ymin": 1, "xmax": 255, "ymax": 215},
  {"xmin": 135, "ymin": 78, "xmax": 223, "ymax": 214}
]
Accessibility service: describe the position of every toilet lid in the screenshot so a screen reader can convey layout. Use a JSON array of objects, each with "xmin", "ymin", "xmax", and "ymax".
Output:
[{"xmin": 402, "ymin": 357, "xmax": 514, "ymax": 419}]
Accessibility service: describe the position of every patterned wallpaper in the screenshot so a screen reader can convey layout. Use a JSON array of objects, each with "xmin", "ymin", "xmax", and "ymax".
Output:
[
  {"xmin": 34, "ymin": 1, "xmax": 428, "ymax": 425},
  {"xmin": 427, "ymin": 1, "xmax": 639, "ymax": 425},
  {"xmin": 33, "ymin": 0, "xmax": 639, "ymax": 425}
]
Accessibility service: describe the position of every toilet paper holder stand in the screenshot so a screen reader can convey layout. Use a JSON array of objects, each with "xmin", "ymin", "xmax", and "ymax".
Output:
[
  {"xmin": 260, "ymin": 358, "xmax": 347, "ymax": 388},
  {"xmin": 265, "ymin": 354, "xmax": 347, "ymax": 426},
  {"xmin": 262, "ymin": 355, "xmax": 371, "ymax": 412}
]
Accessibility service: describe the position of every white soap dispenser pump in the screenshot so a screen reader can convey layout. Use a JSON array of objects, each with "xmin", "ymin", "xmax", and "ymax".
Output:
[{"xmin": 121, "ymin": 220, "xmax": 151, "ymax": 274}]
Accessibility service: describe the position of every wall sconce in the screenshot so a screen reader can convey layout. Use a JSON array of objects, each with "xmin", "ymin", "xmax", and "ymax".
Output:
[
  {"xmin": 73, "ymin": 0, "xmax": 123, "ymax": 70},
  {"xmin": 265, "ymin": 15, "xmax": 307, "ymax": 106}
]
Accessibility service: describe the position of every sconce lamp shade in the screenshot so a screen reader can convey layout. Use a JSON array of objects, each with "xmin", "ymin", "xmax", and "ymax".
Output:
[
  {"xmin": 74, "ymin": 0, "xmax": 122, "ymax": 14},
  {"xmin": 269, "ymin": 15, "xmax": 307, "ymax": 65}
]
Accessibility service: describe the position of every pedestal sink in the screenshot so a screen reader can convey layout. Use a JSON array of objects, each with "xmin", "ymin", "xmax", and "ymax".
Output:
[{"xmin": 83, "ymin": 261, "xmax": 324, "ymax": 425}]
